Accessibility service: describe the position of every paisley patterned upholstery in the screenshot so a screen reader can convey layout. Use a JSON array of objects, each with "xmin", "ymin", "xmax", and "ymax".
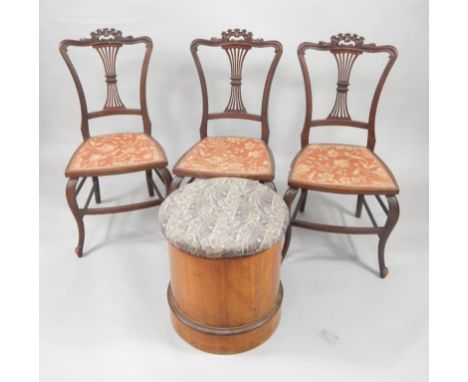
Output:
[
  {"xmin": 173, "ymin": 136, "xmax": 274, "ymax": 180},
  {"xmin": 159, "ymin": 178, "xmax": 289, "ymax": 258},
  {"xmin": 65, "ymin": 133, "xmax": 168, "ymax": 177},
  {"xmin": 289, "ymin": 144, "xmax": 398, "ymax": 194}
]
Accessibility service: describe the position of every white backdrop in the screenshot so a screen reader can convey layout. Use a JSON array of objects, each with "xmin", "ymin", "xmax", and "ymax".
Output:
[{"xmin": 40, "ymin": 0, "xmax": 428, "ymax": 381}]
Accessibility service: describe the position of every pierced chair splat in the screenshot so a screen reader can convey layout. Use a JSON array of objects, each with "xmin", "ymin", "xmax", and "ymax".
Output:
[
  {"xmin": 60, "ymin": 28, "xmax": 172, "ymax": 257},
  {"xmin": 171, "ymin": 29, "xmax": 282, "ymax": 192}
]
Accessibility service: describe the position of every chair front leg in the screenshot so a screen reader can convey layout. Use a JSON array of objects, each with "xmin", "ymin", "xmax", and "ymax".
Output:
[
  {"xmin": 281, "ymin": 187, "xmax": 299, "ymax": 261},
  {"xmin": 378, "ymin": 195, "xmax": 400, "ymax": 278},
  {"xmin": 66, "ymin": 178, "xmax": 85, "ymax": 257}
]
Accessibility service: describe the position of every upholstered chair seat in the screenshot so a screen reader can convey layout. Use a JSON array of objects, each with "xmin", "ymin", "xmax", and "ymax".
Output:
[
  {"xmin": 173, "ymin": 136, "xmax": 274, "ymax": 181},
  {"xmin": 65, "ymin": 133, "xmax": 168, "ymax": 177},
  {"xmin": 288, "ymin": 144, "xmax": 398, "ymax": 194}
]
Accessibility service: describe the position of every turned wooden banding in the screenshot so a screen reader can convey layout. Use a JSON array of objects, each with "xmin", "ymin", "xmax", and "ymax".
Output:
[
  {"xmin": 167, "ymin": 240, "xmax": 283, "ymax": 354},
  {"xmin": 159, "ymin": 178, "xmax": 289, "ymax": 354}
]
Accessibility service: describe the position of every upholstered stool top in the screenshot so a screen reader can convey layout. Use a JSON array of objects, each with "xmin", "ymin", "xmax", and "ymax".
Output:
[{"xmin": 159, "ymin": 178, "xmax": 289, "ymax": 258}]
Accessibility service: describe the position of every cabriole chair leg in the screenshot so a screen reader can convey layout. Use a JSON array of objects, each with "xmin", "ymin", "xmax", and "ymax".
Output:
[
  {"xmin": 281, "ymin": 187, "xmax": 299, "ymax": 261},
  {"xmin": 66, "ymin": 178, "xmax": 85, "ymax": 257},
  {"xmin": 377, "ymin": 195, "xmax": 400, "ymax": 278},
  {"xmin": 92, "ymin": 177, "xmax": 101, "ymax": 203}
]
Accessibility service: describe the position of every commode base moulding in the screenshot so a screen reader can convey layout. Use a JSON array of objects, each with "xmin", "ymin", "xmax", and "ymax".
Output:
[{"xmin": 167, "ymin": 241, "xmax": 283, "ymax": 354}]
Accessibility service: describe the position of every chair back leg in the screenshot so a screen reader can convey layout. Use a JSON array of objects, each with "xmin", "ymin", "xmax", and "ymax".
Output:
[
  {"xmin": 145, "ymin": 170, "xmax": 155, "ymax": 197},
  {"xmin": 299, "ymin": 189, "xmax": 308, "ymax": 212},
  {"xmin": 261, "ymin": 181, "xmax": 277, "ymax": 191},
  {"xmin": 154, "ymin": 168, "xmax": 172, "ymax": 197},
  {"xmin": 169, "ymin": 176, "xmax": 184, "ymax": 195},
  {"xmin": 92, "ymin": 177, "xmax": 101, "ymax": 203},
  {"xmin": 355, "ymin": 195, "xmax": 364, "ymax": 218}
]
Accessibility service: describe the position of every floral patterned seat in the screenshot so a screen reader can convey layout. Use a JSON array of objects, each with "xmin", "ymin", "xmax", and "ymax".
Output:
[
  {"xmin": 288, "ymin": 144, "xmax": 399, "ymax": 194},
  {"xmin": 159, "ymin": 178, "xmax": 289, "ymax": 258},
  {"xmin": 65, "ymin": 133, "xmax": 168, "ymax": 177},
  {"xmin": 173, "ymin": 137, "xmax": 274, "ymax": 181}
]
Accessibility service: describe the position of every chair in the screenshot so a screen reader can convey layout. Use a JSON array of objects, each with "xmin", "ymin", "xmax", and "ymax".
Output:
[
  {"xmin": 282, "ymin": 34, "xmax": 400, "ymax": 278},
  {"xmin": 171, "ymin": 29, "xmax": 282, "ymax": 191},
  {"xmin": 60, "ymin": 28, "xmax": 172, "ymax": 257}
]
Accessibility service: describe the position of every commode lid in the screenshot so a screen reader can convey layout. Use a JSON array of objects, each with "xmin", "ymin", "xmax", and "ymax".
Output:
[{"xmin": 159, "ymin": 178, "xmax": 289, "ymax": 258}]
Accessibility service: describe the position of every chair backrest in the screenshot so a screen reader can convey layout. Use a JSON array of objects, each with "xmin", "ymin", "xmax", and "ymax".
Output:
[
  {"xmin": 59, "ymin": 28, "xmax": 153, "ymax": 140},
  {"xmin": 190, "ymin": 29, "xmax": 283, "ymax": 143},
  {"xmin": 298, "ymin": 33, "xmax": 398, "ymax": 150}
]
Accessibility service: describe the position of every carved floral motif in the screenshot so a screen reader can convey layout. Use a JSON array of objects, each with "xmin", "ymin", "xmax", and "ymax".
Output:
[
  {"xmin": 83, "ymin": 28, "xmax": 133, "ymax": 42},
  {"xmin": 211, "ymin": 29, "xmax": 264, "ymax": 43},
  {"xmin": 320, "ymin": 33, "xmax": 375, "ymax": 48}
]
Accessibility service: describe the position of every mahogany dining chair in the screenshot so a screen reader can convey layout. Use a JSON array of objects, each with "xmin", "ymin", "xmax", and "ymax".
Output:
[
  {"xmin": 282, "ymin": 34, "xmax": 400, "ymax": 278},
  {"xmin": 170, "ymin": 29, "xmax": 282, "ymax": 192},
  {"xmin": 60, "ymin": 28, "xmax": 172, "ymax": 257}
]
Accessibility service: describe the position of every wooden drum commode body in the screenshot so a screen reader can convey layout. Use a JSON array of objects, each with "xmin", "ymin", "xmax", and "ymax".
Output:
[{"xmin": 159, "ymin": 178, "xmax": 289, "ymax": 354}]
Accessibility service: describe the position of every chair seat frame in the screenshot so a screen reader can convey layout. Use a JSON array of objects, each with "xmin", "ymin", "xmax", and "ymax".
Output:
[{"xmin": 282, "ymin": 34, "xmax": 400, "ymax": 278}]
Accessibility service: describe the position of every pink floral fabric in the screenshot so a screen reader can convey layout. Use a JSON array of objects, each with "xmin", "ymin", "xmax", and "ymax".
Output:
[
  {"xmin": 66, "ymin": 133, "xmax": 167, "ymax": 176},
  {"xmin": 174, "ymin": 137, "xmax": 273, "ymax": 180},
  {"xmin": 289, "ymin": 144, "xmax": 398, "ymax": 193}
]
